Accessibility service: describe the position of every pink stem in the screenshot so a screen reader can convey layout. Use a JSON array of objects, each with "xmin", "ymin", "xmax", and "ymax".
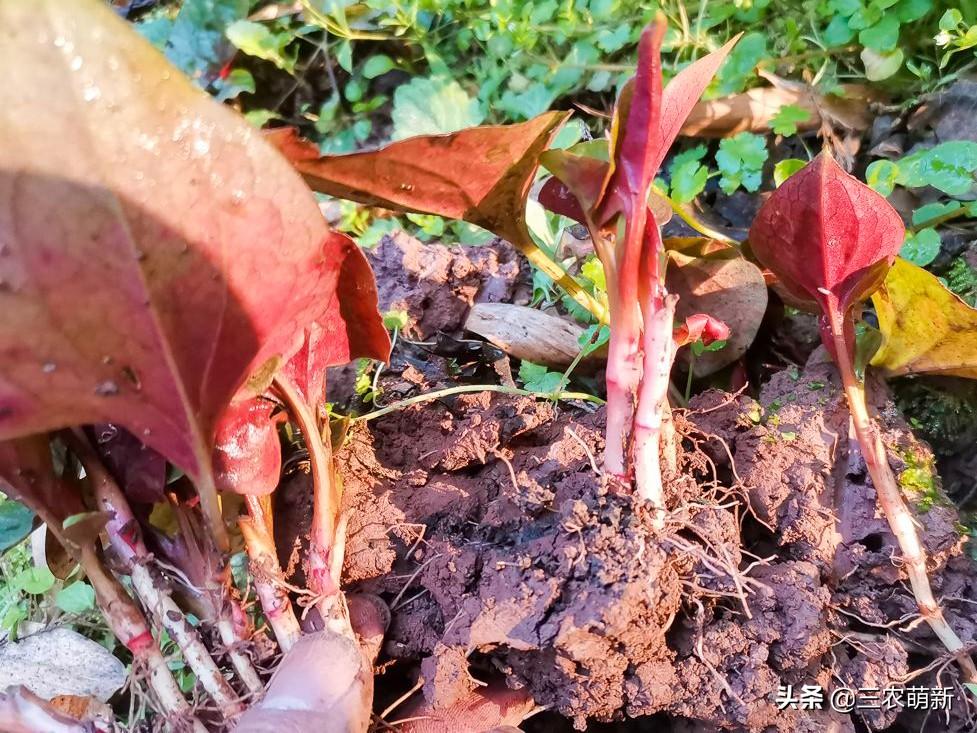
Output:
[{"xmin": 632, "ymin": 293, "xmax": 677, "ymax": 527}]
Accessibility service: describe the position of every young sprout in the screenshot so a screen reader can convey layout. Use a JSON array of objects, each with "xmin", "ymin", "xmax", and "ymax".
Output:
[
  {"xmin": 749, "ymin": 150, "xmax": 977, "ymax": 684},
  {"xmin": 539, "ymin": 16, "xmax": 739, "ymax": 519}
]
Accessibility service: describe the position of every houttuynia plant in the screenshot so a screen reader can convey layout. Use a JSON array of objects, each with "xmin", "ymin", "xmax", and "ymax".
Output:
[
  {"xmin": 272, "ymin": 16, "xmax": 738, "ymax": 525},
  {"xmin": 748, "ymin": 150, "xmax": 977, "ymax": 685},
  {"xmin": 0, "ymin": 0, "xmax": 388, "ymax": 730}
]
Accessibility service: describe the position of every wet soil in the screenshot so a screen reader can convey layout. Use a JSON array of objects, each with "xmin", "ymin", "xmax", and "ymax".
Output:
[{"xmin": 281, "ymin": 234, "xmax": 977, "ymax": 732}]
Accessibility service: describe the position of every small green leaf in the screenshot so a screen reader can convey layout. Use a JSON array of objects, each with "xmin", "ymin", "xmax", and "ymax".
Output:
[
  {"xmin": 824, "ymin": 15, "xmax": 856, "ymax": 46},
  {"xmin": 669, "ymin": 160, "xmax": 709, "ymax": 203},
  {"xmin": 578, "ymin": 324, "xmax": 610, "ymax": 356},
  {"xmin": 243, "ymin": 109, "xmax": 277, "ymax": 128},
  {"xmin": 715, "ymin": 32, "xmax": 767, "ymax": 94},
  {"xmin": 895, "ymin": 0, "xmax": 933, "ymax": 23},
  {"xmin": 391, "ymin": 77, "xmax": 484, "ymax": 140},
  {"xmin": 56, "ymin": 581, "xmax": 96, "ymax": 614},
  {"xmin": 939, "ymin": 9, "xmax": 963, "ymax": 31},
  {"xmin": 716, "ymin": 132, "xmax": 768, "ymax": 194},
  {"xmin": 382, "ymin": 310, "xmax": 409, "ymax": 331},
  {"xmin": 213, "ymin": 68, "xmax": 255, "ymax": 102},
  {"xmin": 770, "ymin": 104, "xmax": 812, "ymax": 136},
  {"xmin": 866, "ymin": 159, "xmax": 900, "ymax": 195},
  {"xmin": 580, "ymin": 256, "xmax": 606, "ymax": 292},
  {"xmin": 859, "ymin": 15, "xmax": 901, "ymax": 51},
  {"xmin": 0, "ymin": 499, "xmax": 34, "ymax": 553},
  {"xmin": 362, "ymin": 54, "xmax": 396, "ymax": 79},
  {"xmin": 774, "ymin": 158, "xmax": 807, "ymax": 187},
  {"xmin": 225, "ymin": 20, "xmax": 295, "ymax": 73},
  {"xmin": 900, "ymin": 227, "xmax": 941, "ymax": 266},
  {"xmin": 518, "ymin": 361, "xmax": 564, "ymax": 394},
  {"xmin": 911, "ymin": 200, "xmax": 961, "ymax": 226},
  {"xmin": 861, "ymin": 47, "xmax": 904, "ymax": 81},
  {"xmin": 12, "ymin": 566, "xmax": 56, "ymax": 595}
]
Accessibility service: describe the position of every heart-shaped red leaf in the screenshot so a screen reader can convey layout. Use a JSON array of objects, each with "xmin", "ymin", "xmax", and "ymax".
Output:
[{"xmin": 748, "ymin": 152, "xmax": 905, "ymax": 356}]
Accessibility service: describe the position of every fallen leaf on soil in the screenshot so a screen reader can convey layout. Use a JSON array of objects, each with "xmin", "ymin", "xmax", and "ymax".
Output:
[
  {"xmin": 871, "ymin": 257, "xmax": 977, "ymax": 379},
  {"xmin": 681, "ymin": 75, "xmax": 877, "ymax": 137},
  {"xmin": 667, "ymin": 252, "xmax": 768, "ymax": 376},
  {"xmin": 0, "ymin": 628, "xmax": 126, "ymax": 702},
  {"xmin": 0, "ymin": 0, "xmax": 383, "ymax": 544},
  {"xmin": 465, "ymin": 303, "xmax": 591, "ymax": 368}
]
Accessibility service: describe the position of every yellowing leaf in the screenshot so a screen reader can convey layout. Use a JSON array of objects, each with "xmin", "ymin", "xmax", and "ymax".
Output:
[{"xmin": 871, "ymin": 257, "xmax": 977, "ymax": 379}]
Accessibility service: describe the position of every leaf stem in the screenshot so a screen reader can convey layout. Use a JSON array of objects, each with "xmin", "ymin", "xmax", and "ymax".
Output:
[
  {"xmin": 239, "ymin": 500, "xmax": 301, "ymax": 653},
  {"xmin": 828, "ymin": 312, "xmax": 977, "ymax": 684},
  {"xmin": 273, "ymin": 374, "xmax": 343, "ymax": 620}
]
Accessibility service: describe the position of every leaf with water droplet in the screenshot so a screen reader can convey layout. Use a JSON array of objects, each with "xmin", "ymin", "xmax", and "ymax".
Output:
[{"xmin": 0, "ymin": 0, "xmax": 385, "ymax": 547}]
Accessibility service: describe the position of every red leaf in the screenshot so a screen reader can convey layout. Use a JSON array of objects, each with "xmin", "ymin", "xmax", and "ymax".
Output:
[
  {"xmin": 90, "ymin": 425, "xmax": 167, "ymax": 505},
  {"xmin": 597, "ymin": 18, "xmax": 667, "ymax": 225},
  {"xmin": 212, "ymin": 398, "xmax": 283, "ymax": 497},
  {"xmin": 0, "ymin": 0, "xmax": 384, "ymax": 543},
  {"xmin": 673, "ymin": 313, "xmax": 730, "ymax": 347},
  {"xmin": 280, "ymin": 234, "xmax": 390, "ymax": 407},
  {"xmin": 748, "ymin": 152, "xmax": 905, "ymax": 356},
  {"xmin": 266, "ymin": 112, "xmax": 570, "ymax": 250},
  {"xmin": 597, "ymin": 24, "xmax": 740, "ymax": 224}
]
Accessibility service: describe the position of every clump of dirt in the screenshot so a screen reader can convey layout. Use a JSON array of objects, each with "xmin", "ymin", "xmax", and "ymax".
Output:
[
  {"xmin": 328, "ymin": 348, "xmax": 977, "ymax": 732},
  {"xmin": 366, "ymin": 231, "xmax": 525, "ymax": 339}
]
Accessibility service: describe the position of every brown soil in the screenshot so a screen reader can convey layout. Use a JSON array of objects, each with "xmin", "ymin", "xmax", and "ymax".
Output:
[{"xmin": 283, "ymin": 235, "xmax": 977, "ymax": 732}]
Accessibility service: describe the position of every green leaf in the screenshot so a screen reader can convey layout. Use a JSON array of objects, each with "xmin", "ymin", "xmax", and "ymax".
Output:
[
  {"xmin": 824, "ymin": 15, "xmax": 856, "ymax": 46},
  {"xmin": 580, "ymin": 256, "xmax": 606, "ymax": 292},
  {"xmin": 578, "ymin": 324, "xmax": 610, "ymax": 356},
  {"xmin": 499, "ymin": 83, "xmax": 555, "ymax": 121},
  {"xmin": 715, "ymin": 32, "xmax": 767, "ymax": 95},
  {"xmin": 157, "ymin": 0, "xmax": 250, "ymax": 84},
  {"xmin": 912, "ymin": 200, "xmax": 961, "ymax": 226},
  {"xmin": 897, "ymin": 141, "xmax": 977, "ymax": 195},
  {"xmin": 391, "ymin": 77, "xmax": 484, "ymax": 140},
  {"xmin": 894, "ymin": 0, "xmax": 933, "ymax": 23},
  {"xmin": 362, "ymin": 54, "xmax": 395, "ymax": 79},
  {"xmin": 774, "ymin": 158, "xmax": 808, "ymax": 187},
  {"xmin": 939, "ymin": 9, "xmax": 963, "ymax": 31},
  {"xmin": 866, "ymin": 159, "xmax": 900, "ymax": 195},
  {"xmin": 668, "ymin": 144, "xmax": 710, "ymax": 203},
  {"xmin": 900, "ymin": 227, "xmax": 941, "ymax": 266},
  {"xmin": 861, "ymin": 47, "xmax": 904, "ymax": 81},
  {"xmin": 716, "ymin": 132, "xmax": 768, "ymax": 194},
  {"xmin": 518, "ymin": 361, "xmax": 564, "ymax": 394},
  {"xmin": 859, "ymin": 15, "xmax": 901, "ymax": 51},
  {"xmin": 225, "ymin": 20, "xmax": 295, "ymax": 73},
  {"xmin": 848, "ymin": 4, "xmax": 883, "ymax": 30},
  {"xmin": 12, "ymin": 566, "xmax": 56, "ymax": 595},
  {"xmin": 56, "ymin": 581, "xmax": 96, "ymax": 614},
  {"xmin": 213, "ymin": 68, "xmax": 254, "ymax": 102},
  {"xmin": 770, "ymin": 104, "xmax": 812, "ymax": 136},
  {"xmin": 0, "ymin": 499, "xmax": 34, "ymax": 553}
]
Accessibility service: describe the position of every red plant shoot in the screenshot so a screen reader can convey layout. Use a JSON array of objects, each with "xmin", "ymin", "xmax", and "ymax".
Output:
[{"xmin": 749, "ymin": 150, "xmax": 977, "ymax": 684}]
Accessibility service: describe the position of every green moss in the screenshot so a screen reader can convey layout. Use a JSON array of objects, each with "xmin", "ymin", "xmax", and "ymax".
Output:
[
  {"xmin": 945, "ymin": 257, "xmax": 977, "ymax": 307},
  {"xmin": 897, "ymin": 448, "xmax": 944, "ymax": 512},
  {"xmin": 894, "ymin": 377, "xmax": 977, "ymax": 456}
]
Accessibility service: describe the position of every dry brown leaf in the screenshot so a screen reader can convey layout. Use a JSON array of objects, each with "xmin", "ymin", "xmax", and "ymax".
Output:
[
  {"xmin": 667, "ymin": 252, "xmax": 768, "ymax": 376},
  {"xmin": 681, "ymin": 74, "xmax": 878, "ymax": 138}
]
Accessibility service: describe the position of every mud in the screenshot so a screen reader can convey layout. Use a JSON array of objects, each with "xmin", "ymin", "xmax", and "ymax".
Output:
[
  {"xmin": 324, "ymin": 352, "xmax": 976, "ymax": 732},
  {"xmin": 311, "ymin": 237, "xmax": 977, "ymax": 731}
]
